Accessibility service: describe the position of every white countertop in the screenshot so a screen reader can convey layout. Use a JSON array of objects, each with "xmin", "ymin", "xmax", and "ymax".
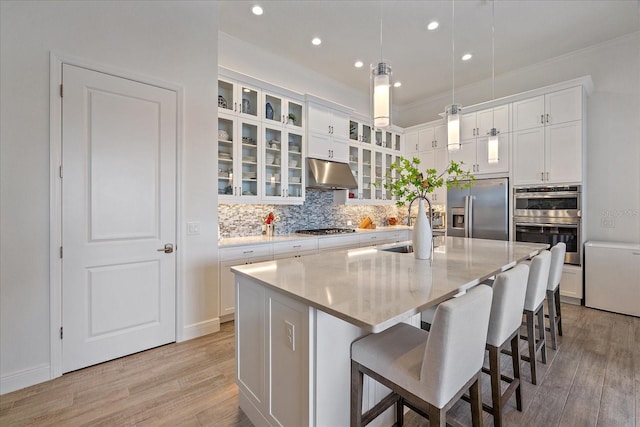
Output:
[
  {"xmin": 231, "ymin": 237, "xmax": 547, "ymax": 332},
  {"xmin": 219, "ymin": 225, "xmax": 414, "ymax": 248}
]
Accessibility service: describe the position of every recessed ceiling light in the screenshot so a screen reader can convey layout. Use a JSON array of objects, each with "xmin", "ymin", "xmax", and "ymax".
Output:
[
  {"xmin": 354, "ymin": 60, "xmax": 364, "ymax": 68},
  {"xmin": 251, "ymin": 5, "xmax": 263, "ymax": 16},
  {"xmin": 461, "ymin": 53, "xmax": 473, "ymax": 61},
  {"xmin": 427, "ymin": 21, "xmax": 439, "ymax": 31},
  {"xmin": 393, "ymin": 82, "xmax": 402, "ymax": 88},
  {"xmin": 311, "ymin": 37, "xmax": 322, "ymax": 46}
]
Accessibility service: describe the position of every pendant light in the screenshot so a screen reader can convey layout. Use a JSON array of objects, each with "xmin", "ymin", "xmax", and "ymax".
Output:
[
  {"xmin": 487, "ymin": 0, "xmax": 500, "ymax": 163},
  {"xmin": 446, "ymin": 0, "xmax": 461, "ymax": 151},
  {"xmin": 372, "ymin": 2, "xmax": 391, "ymax": 129}
]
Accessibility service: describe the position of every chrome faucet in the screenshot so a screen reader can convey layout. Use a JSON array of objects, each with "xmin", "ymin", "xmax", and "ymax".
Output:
[{"xmin": 407, "ymin": 195, "xmax": 433, "ymax": 228}]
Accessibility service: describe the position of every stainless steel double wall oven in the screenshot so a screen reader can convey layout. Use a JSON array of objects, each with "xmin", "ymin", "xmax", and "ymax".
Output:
[{"xmin": 513, "ymin": 185, "xmax": 581, "ymax": 265}]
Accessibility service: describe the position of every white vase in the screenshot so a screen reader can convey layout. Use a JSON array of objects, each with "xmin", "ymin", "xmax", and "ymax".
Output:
[{"xmin": 412, "ymin": 198, "xmax": 432, "ymax": 260}]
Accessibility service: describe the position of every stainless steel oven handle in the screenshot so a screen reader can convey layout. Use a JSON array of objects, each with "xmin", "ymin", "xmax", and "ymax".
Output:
[{"xmin": 515, "ymin": 222, "xmax": 579, "ymax": 228}]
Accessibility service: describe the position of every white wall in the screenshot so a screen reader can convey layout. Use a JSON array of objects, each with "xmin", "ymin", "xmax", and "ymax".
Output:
[
  {"xmin": 0, "ymin": 0, "xmax": 219, "ymax": 393},
  {"xmin": 399, "ymin": 32, "xmax": 640, "ymax": 243},
  {"xmin": 219, "ymin": 32, "xmax": 371, "ymax": 116}
]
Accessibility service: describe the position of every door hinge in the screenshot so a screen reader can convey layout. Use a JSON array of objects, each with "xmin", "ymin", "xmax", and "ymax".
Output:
[
  {"xmin": 60, "ymin": 84, "xmax": 63, "ymax": 98},
  {"xmin": 59, "ymin": 165, "xmax": 63, "ymax": 178},
  {"xmin": 60, "ymin": 326, "xmax": 63, "ymax": 339},
  {"xmin": 60, "ymin": 246, "xmax": 63, "ymax": 258}
]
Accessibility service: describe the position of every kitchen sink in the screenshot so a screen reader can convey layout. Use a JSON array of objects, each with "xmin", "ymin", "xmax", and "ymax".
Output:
[{"xmin": 379, "ymin": 243, "xmax": 414, "ymax": 253}]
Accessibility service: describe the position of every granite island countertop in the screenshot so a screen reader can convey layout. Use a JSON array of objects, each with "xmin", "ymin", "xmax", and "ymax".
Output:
[{"xmin": 231, "ymin": 237, "xmax": 547, "ymax": 332}]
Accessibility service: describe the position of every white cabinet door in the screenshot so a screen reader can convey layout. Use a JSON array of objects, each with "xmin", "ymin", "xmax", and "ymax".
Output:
[
  {"xmin": 545, "ymin": 121, "xmax": 582, "ymax": 184},
  {"xmin": 513, "ymin": 95, "xmax": 545, "ymax": 131},
  {"xmin": 460, "ymin": 113, "xmax": 477, "ymax": 141},
  {"xmin": 331, "ymin": 139, "xmax": 350, "ymax": 163},
  {"xmin": 448, "ymin": 140, "xmax": 476, "ymax": 173},
  {"xmin": 560, "ymin": 265, "xmax": 583, "ymax": 299},
  {"xmin": 308, "ymin": 103, "xmax": 332, "ymax": 135},
  {"xmin": 405, "ymin": 131, "xmax": 419, "ymax": 155},
  {"xmin": 476, "ymin": 133, "xmax": 509, "ymax": 175},
  {"xmin": 545, "ymin": 86, "xmax": 582, "ymax": 126},
  {"xmin": 433, "ymin": 124, "xmax": 447, "ymax": 149},
  {"xmin": 331, "ymin": 109, "xmax": 350, "ymax": 141},
  {"xmin": 513, "ymin": 127, "xmax": 545, "ymax": 185},
  {"xmin": 307, "ymin": 131, "xmax": 332, "ymax": 160},
  {"xmin": 220, "ymin": 254, "xmax": 273, "ymax": 318},
  {"xmin": 476, "ymin": 105, "xmax": 510, "ymax": 136}
]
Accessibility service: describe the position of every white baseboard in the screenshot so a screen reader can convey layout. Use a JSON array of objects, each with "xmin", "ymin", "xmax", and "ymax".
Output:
[
  {"xmin": 560, "ymin": 295, "xmax": 582, "ymax": 305},
  {"xmin": 179, "ymin": 317, "xmax": 220, "ymax": 342},
  {"xmin": 1, "ymin": 363, "xmax": 51, "ymax": 395}
]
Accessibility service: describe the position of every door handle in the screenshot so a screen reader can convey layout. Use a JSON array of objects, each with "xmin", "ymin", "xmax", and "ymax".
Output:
[{"xmin": 157, "ymin": 243, "xmax": 174, "ymax": 254}]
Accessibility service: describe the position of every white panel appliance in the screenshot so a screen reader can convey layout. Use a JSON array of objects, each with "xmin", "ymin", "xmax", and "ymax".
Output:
[{"xmin": 584, "ymin": 241, "xmax": 640, "ymax": 317}]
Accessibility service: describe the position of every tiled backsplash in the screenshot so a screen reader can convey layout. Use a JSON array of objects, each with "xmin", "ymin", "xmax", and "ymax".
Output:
[{"xmin": 219, "ymin": 190, "xmax": 409, "ymax": 238}]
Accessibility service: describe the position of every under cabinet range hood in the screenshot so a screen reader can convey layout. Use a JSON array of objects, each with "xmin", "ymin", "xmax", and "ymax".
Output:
[{"xmin": 306, "ymin": 158, "xmax": 358, "ymax": 190}]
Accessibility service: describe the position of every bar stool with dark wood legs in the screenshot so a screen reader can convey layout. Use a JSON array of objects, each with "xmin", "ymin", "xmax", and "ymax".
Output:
[
  {"xmin": 481, "ymin": 264, "xmax": 529, "ymax": 427},
  {"xmin": 521, "ymin": 250, "xmax": 551, "ymax": 385},
  {"xmin": 351, "ymin": 285, "xmax": 493, "ymax": 427},
  {"xmin": 546, "ymin": 242, "xmax": 566, "ymax": 350}
]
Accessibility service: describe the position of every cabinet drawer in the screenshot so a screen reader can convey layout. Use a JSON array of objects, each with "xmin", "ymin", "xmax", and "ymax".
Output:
[
  {"xmin": 220, "ymin": 244, "xmax": 272, "ymax": 261},
  {"xmin": 273, "ymin": 239, "xmax": 318, "ymax": 257},
  {"xmin": 318, "ymin": 234, "xmax": 361, "ymax": 251}
]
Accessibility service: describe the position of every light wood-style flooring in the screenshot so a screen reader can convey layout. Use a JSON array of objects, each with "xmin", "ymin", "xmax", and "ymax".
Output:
[{"xmin": 1, "ymin": 303, "xmax": 638, "ymax": 426}]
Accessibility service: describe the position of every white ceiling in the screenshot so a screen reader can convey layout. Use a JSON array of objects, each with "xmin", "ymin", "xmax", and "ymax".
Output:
[{"xmin": 218, "ymin": 0, "xmax": 640, "ymax": 107}]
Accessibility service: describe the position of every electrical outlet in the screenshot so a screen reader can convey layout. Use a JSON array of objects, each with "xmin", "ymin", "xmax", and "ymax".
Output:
[
  {"xmin": 601, "ymin": 218, "xmax": 615, "ymax": 228},
  {"xmin": 285, "ymin": 320, "xmax": 295, "ymax": 351},
  {"xmin": 347, "ymin": 220, "xmax": 353, "ymax": 226},
  {"xmin": 186, "ymin": 221, "xmax": 201, "ymax": 235}
]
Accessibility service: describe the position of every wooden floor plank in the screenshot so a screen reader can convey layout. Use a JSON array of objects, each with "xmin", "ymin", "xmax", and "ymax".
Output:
[{"xmin": 1, "ymin": 306, "xmax": 638, "ymax": 427}]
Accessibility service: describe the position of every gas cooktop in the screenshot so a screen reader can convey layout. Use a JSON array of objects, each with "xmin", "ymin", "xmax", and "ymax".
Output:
[{"xmin": 295, "ymin": 228, "xmax": 356, "ymax": 236}]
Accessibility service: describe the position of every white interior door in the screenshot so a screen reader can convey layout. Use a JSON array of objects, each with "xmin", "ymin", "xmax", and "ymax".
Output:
[{"xmin": 61, "ymin": 64, "xmax": 177, "ymax": 373}]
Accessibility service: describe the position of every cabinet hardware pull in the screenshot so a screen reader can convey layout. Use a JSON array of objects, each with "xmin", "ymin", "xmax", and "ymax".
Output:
[
  {"xmin": 546, "ymin": 172, "xmax": 549, "ymax": 181},
  {"xmin": 243, "ymin": 250, "xmax": 254, "ymax": 254},
  {"xmin": 541, "ymin": 114, "xmax": 544, "ymax": 124},
  {"xmin": 293, "ymin": 245, "xmax": 302, "ymax": 248},
  {"xmin": 546, "ymin": 114, "xmax": 550, "ymax": 123},
  {"xmin": 476, "ymin": 164, "xmax": 479, "ymax": 172},
  {"xmin": 541, "ymin": 172, "xmax": 545, "ymax": 181}
]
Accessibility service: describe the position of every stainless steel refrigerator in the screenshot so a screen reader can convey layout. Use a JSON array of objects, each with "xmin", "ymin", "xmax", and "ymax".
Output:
[{"xmin": 447, "ymin": 177, "xmax": 509, "ymax": 241}]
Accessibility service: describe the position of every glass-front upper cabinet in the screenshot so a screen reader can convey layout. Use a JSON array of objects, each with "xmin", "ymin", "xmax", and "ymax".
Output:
[
  {"xmin": 374, "ymin": 151, "xmax": 383, "ymax": 200},
  {"xmin": 348, "ymin": 146, "xmax": 360, "ymax": 200},
  {"xmin": 218, "ymin": 78, "xmax": 260, "ymax": 120},
  {"xmin": 384, "ymin": 153, "xmax": 394, "ymax": 200},
  {"xmin": 262, "ymin": 124, "xmax": 305, "ymax": 202},
  {"xmin": 349, "ymin": 119, "xmax": 372, "ymax": 144},
  {"xmin": 217, "ymin": 113, "xmax": 260, "ymax": 202},
  {"xmin": 362, "ymin": 149, "xmax": 372, "ymax": 200},
  {"xmin": 263, "ymin": 91, "xmax": 304, "ymax": 130}
]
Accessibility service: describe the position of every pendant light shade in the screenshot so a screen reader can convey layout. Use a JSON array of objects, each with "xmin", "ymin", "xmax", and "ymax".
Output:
[
  {"xmin": 446, "ymin": 104, "xmax": 461, "ymax": 151},
  {"xmin": 446, "ymin": 0, "xmax": 461, "ymax": 151},
  {"xmin": 372, "ymin": 62, "xmax": 391, "ymax": 129},
  {"xmin": 487, "ymin": 127, "xmax": 499, "ymax": 163},
  {"xmin": 487, "ymin": 0, "xmax": 500, "ymax": 164}
]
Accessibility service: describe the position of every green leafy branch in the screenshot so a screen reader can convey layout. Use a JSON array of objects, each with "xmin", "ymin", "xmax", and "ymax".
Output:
[{"xmin": 375, "ymin": 156, "xmax": 475, "ymax": 207}]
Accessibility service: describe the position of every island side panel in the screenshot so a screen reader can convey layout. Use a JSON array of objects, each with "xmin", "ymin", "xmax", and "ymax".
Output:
[
  {"xmin": 236, "ymin": 274, "xmax": 311, "ymax": 427},
  {"xmin": 236, "ymin": 276, "xmax": 269, "ymax": 426},
  {"xmin": 314, "ymin": 309, "xmax": 399, "ymax": 427}
]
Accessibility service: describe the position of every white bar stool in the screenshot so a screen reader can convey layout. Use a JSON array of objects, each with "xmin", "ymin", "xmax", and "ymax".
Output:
[
  {"xmin": 546, "ymin": 242, "xmax": 566, "ymax": 350},
  {"xmin": 482, "ymin": 263, "xmax": 529, "ymax": 427},
  {"xmin": 350, "ymin": 285, "xmax": 493, "ymax": 427},
  {"xmin": 520, "ymin": 250, "xmax": 551, "ymax": 385}
]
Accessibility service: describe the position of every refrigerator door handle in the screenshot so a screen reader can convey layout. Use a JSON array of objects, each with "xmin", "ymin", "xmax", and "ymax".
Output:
[{"xmin": 466, "ymin": 195, "xmax": 474, "ymax": 238}]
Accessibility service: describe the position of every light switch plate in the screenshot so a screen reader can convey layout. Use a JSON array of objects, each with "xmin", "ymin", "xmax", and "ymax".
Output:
[{"xmin": 187, "ymin": 221, "xmax": 201, "ymax": 235}]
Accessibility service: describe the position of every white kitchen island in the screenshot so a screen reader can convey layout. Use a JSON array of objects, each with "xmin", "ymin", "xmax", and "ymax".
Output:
[{"xmin": 231, "ymin": 237, "xmax": 547, "ymax": 427}]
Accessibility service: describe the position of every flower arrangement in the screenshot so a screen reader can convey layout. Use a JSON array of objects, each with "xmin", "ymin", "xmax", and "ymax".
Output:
[{"xmin": 378, "ymin": 156, "xmax": 475, "ymax": 207}]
